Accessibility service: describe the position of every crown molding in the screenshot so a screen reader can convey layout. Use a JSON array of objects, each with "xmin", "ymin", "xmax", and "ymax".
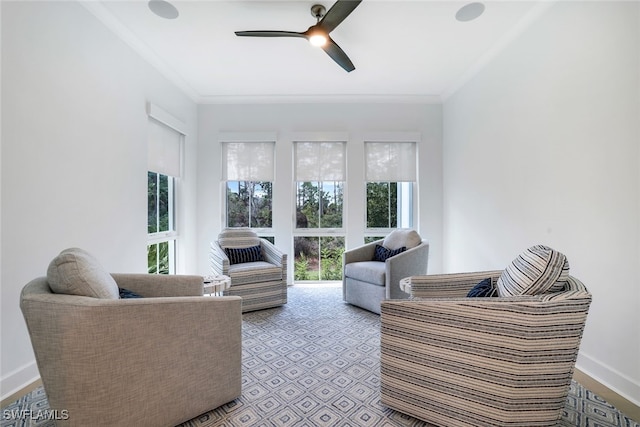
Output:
[
  {"xmin": 196, "ymin": 94, "xmax": 443, "ymax": 105},
  {"xmin": 78, "ymin": 0, "xmax": 200, "ymax": 103},
  {"xmin": 441, "ymin": 0, "xmax": 556, "ymax": 102}
]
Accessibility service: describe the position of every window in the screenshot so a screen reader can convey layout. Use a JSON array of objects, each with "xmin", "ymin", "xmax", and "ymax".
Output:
[
  {"xmin": 147, "ymin": 116, "xmax": 182, "ymax": 274},
  {"xmin": 148, "ymin": 171, "xmax": 175, "ymax": 274},
  {"xmin": 365, "ymin": 142, "xmax": 416, "ymax": 241},
  {"xmin": 222, "ymin": 141, "xmax": 275, "ymax": 233},
  {"xmin": 226, "ymin": 181, "xmax": 272, "ymax": 228},
  {"xmin": 294, "ymin": 142, "xmax": 346, "ymax": 281}
]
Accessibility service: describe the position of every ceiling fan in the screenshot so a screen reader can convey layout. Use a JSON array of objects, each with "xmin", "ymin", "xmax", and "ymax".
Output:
[{"xmin": 235, "ymin": 0, "xmax": 362, "ymax": 72}]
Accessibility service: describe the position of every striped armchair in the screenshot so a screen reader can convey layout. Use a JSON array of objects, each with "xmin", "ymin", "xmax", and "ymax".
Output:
[
  {"xmin": 210, "ymin": 228, "xmax": 287, "ymax": 312},
  {"xmin": 380, "ymin": 271, "xmax": 592, "ymax": 427}
]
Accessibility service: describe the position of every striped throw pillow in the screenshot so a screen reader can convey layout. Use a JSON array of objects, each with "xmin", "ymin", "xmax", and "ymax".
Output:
[
  {"xmin": 225, "ymin": 245, "xmax": 263, "ymax": 265},
  {"xmin": 496, "ymin": 245, "xmax": 570, "ymax": 297}
]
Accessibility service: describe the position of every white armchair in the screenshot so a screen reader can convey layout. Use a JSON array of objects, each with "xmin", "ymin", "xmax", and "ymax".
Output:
[{"xmin": 342, "ymin": 229, "xmax": 429, "ymax": 314}]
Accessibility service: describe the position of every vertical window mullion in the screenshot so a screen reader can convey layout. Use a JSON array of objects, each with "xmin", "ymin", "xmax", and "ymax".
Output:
[
  {"xmin": 156, "ymin": 173, "xmax": 161, "ymax": 234},
  {"xmin": 168, "ymin": 177, "xmax": 174, "ymax": 232},
  {"xmin": 388, "ymin": 182, "xmax": 391, "ymax": 229}
]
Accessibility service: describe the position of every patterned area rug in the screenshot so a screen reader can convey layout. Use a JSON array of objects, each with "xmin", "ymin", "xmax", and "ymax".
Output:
[{"xmin": 2, "ymin": 284, "xmax": 638, "ymax": 427}]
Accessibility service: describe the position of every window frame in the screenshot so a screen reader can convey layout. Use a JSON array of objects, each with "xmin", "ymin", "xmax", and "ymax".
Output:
[
  {"xmin": 220, "ymin": 136, "xmax": 277, "ymax": 237},
  {"xmin": 363, "ymin": 137, "xmax": 419, "ymax": 240},
  {"xmin": 292, "ymin": 139, "xmax": 347, "ymax": 282},
  {"xmin": 147, "ymin": 171, "xmax": 178, "ymax": 274},
  {"xmin": 224, "ymin": 179, "xmax": 274, "ymax": 232}
]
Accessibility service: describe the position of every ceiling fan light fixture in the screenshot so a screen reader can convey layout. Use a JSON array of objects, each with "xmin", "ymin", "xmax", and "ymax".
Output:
[{"xmin": 309, "ymin": 33, "xmax": 328, "ymax": 47}]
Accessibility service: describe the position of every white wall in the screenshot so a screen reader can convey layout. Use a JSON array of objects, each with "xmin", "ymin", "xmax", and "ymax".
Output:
[
  {"xmin": 1, "ymin": 1, "xmax": 198, "ymax": 399},
  {"xmin": 197, "ymin": 103, "xmax": 443, "ymax": 281},
  {"xmin": 443, "ymin": 1, "xmax": 640, "ymax": 404}
]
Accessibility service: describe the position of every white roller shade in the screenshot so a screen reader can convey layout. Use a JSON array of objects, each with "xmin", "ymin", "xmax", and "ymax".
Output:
[
  {"xmin": 148, "ymin": 118, "xmax": 182, "ymax": 177},
  {"xmin": 222, "ymin": 142, "xmax": 275, "ymax": 181},
  {"xmin": 365, "ymin": 142, "xmax": 416, "ymax": 182},
  {"xmin": 294, "ymin": 142, "xmax": 346, "ymax": 181}
]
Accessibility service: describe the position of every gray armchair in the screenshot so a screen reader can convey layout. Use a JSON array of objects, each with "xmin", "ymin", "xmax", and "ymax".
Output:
[
  {"xmin": 380, "ymin": 268, "xmax": 591, "ymax": 426},
  {"xmin": 20, "ymin": 248, "xmax": 242, "ymax": 427},
  {"xmin": 210, "ymin": 227, "xmax": 287, "ymax": 312},
  {"xmin": 342, "ymin": 229, "xmax": 429, "ymax": 314}
]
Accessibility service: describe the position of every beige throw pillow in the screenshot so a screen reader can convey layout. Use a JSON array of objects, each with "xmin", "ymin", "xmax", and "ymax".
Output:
[
  {"xmin": 382, "ymin": 229, "xmax": 422, "ymax": 250},
  {"xmin": 47, "ymin": 248, "xmax": 119, "ymax": 299}
]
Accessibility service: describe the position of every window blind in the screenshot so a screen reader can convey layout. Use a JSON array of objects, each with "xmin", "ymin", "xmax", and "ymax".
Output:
[
  {"xmin": 365, "ymin": 142, "xmax": 416, "ymax": 182},
  {"xmin": 222, "ymin": 141, "xmax": 275, "ymax": 181},
  {"xmin": 148, "ymin": 118, "xmax": 182, "ymax": 177},
  {"xmin": 294, "ymin": 142, "xmax": 346, "ymax": 181}
]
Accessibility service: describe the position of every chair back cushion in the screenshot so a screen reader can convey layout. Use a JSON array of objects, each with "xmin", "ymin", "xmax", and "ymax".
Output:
[
  {"xmin": 218, "ymin": 227, "xmax": 261, "ymax": 249},
  {"xmin": 382, "ymin": 229, "xmax": 422, "ymax": 250},
  {"xmin": 497, "ymin": 245, "xmax": 569, "ymax": 297},
  {"xmin": 47, "ymin": 248, "xmax": 119, "ymax": 299}
]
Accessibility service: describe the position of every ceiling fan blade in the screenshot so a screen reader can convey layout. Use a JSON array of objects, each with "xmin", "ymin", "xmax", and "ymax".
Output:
[
  {"xmin": 322, "ymin": 37, "xmax": 355, "ymax": 72},
  {"xmin": 319, "ymin": 0, "xmax": 362, "ymax": 33},
  {"xmin": 235, "ymin": 30, "xmax": 307, "ymax": 39}
]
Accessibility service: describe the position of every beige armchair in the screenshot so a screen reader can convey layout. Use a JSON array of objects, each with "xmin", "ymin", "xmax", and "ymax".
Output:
[
  {"xmin": 380, "ymin": 263, "xmax": 591, "ymax": 426},
  {"xmin": 210, "ymin": 227, "xmax": 288, "ymax": 312},
  {"xmin": 342, "ymin": 229, "xmax": 429, "ymax": 314},
  {"xmin": 20, "ymin": 248, "xmax": 242, "ymax": 427}
]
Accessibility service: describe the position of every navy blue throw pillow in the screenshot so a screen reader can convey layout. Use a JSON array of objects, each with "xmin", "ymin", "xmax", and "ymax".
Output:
[
  {"xmin": 119, "ymin": 287, "xmax": 143, "ymax": 299},
  {"xmin": 466, "ymin": 278, "xmax": 497, "ymax": 297},
  {"xmin": 225, "ymin": 245, "xmax": 263, "ymax": 265},
  {"xmin": 373, "ymin": 244, "xmax": 406, "ymax": 262}
]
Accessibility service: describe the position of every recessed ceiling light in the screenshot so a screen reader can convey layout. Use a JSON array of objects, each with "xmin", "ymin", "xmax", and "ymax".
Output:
[
  {"xmin": 148, "ymin": 0, "xmax": 179, "ymax": 20},
  {"xmin": 456, "ymin": 2, "xmax": 485, "ymax": 22}
]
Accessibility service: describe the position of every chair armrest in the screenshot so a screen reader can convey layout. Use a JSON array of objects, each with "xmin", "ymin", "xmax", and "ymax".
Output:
[
  {"xmin": 406, "ymin": 270, "xmax": 503, "ymax": 298},
  {"xmin": 260, "ymin": 238, "xmax": 286, "ymax": 268},
  {"xmin": 385, "ymin": 241, "xmax": 430, "ymax": 300},
  {"xmin": 343, "ymin": 240, "xmax": 382, "ymax": 265},
  {"xmin": 210, "ymin": 241, "xmax": 230, "ymax": 275},
  {"xmin": 261, "ymin": 239, "xmax": 287, "ymax": 283},
  {"xmin": 111, "ymin": 273, "xmax": 204, "ymax": 297}
]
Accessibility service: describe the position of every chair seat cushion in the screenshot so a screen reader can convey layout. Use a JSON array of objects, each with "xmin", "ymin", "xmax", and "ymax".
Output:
[
  {"xmin": 47, "ymin": 248, "xmax": 119, "ymax": 299},
  {"xmin": 497, "ymin": 245, "xmax": 570, "ymax": 297},
  {"xmin": 344, "ymin": 261, "xmax": 386, "ymax": 286},
  {"xmin": 228, "ymin": 261, "xmax": 283, "ymax": 285}
]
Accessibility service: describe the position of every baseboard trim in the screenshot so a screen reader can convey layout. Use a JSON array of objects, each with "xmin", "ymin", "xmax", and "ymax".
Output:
[
  {"xmin": 0, "ymin": 361, "xmax": 40, "ymax": 405},
  {"xmin": 0, "ymin": 378, "xmax": 41, "ymax": 408},
  {"xmin": 574, "ymin": 368, "xmax": 640, "ymax": 422},
  {"xmin": 576, "ymin": 352, "xmax": 640, "ymax": 407}
]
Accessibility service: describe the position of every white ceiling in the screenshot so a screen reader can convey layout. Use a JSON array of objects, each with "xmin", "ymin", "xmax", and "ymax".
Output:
[{"xmin": 85, "ymin": 0, "xmax": 549, "ymax": 103}]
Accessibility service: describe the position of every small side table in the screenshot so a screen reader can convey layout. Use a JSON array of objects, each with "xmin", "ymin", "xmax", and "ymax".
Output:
[{"xmin": 203, "ymin": 275, "xmax": 231, "ymax": 296}]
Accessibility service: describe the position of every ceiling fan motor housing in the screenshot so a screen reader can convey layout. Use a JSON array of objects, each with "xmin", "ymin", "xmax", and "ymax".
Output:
[{"xmin": 311, "ymin": 4, "xmax": 326, "ymax": 20}]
